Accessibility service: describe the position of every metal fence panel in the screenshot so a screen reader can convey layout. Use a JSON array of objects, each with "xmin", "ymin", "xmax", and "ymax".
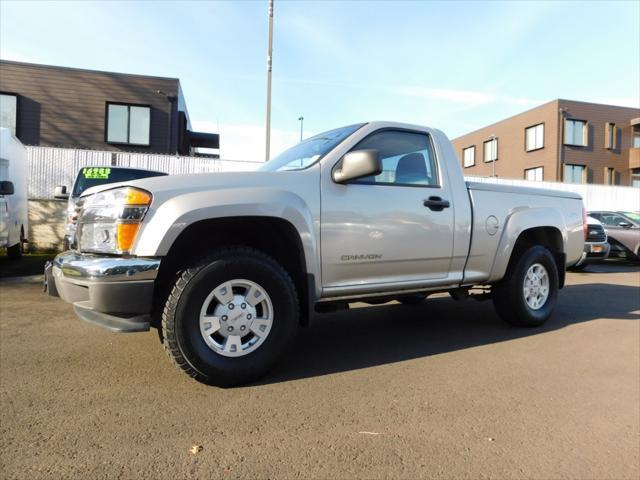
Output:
[
  {"xmin": 26, "ymin": 147, "xmax": 640, "ymax": 211},
  {"xmin": 27, "ymin": 146, "xmax": 261, "ymax": 199},
  {"xmin": 466, "ymin": 176, "xmax": 640, "ymax": 212}
]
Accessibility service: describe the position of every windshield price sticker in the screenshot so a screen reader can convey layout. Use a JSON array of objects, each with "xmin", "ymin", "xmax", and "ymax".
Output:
[{"xmin": 83, "ymin": 167, "xmax": 111, "ymax": 179}]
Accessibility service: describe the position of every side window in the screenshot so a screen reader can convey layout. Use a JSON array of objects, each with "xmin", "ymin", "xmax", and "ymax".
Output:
[
  {"xmin": 351, "ymin": 130, "xmax": 438, "ymax": 186},
  {"xmin": 600, "ymin": 214, "xmax": 624, "ymax": 226}
]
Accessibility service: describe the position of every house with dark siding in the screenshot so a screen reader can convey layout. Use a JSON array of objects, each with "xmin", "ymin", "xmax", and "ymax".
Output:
[{"xmin": 0, "ymin": 60, "xmax": 218, "ymax": 155}]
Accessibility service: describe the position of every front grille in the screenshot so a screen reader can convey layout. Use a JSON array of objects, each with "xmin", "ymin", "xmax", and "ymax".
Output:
[{"xmin": 586, "ymin": 224, "xmax": 606, "ymax": 243}]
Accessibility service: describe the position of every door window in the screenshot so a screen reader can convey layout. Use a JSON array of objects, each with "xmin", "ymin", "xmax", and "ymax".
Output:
[
  {"xmin": 599, "ymin": 214, "xmax": 627, "ymax": 227},
  {"xmin": 350, "ymin": 130, "xmax": 438, "ymax": 187}
]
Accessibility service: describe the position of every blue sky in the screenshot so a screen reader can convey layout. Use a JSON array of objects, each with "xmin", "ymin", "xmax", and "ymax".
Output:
[{"xmin": 1, "ymin": 0, "xmax": 638, "ymax": 160}]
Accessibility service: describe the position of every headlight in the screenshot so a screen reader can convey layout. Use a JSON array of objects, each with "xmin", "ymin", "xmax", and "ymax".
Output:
[{"xmin": 77, "ymin": 187, "xmax": 152, "ymax": 254}]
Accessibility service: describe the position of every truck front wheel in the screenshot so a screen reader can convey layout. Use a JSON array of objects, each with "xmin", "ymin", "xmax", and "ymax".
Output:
[
  {"xmin": 492, "ymin": 245, "xmax": 559, "ymax": 327},
  {"xmin": 161, "ymin": 247, "xmax": 299, "ymax": 386}
]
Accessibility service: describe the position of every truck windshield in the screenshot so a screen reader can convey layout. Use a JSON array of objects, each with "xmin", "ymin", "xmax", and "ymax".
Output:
[
  {"xmin": 72, "ymin": 167, "xmax": 167, "ymax": 197},
  {"xmin": 260, "ymin": 123, "xmax": 365, "ymax": 172}
]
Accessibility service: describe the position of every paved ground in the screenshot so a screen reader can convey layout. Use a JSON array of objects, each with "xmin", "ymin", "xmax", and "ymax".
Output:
[{"xmin": 1, "ymin": 263, "xmax": 639, "ymax": 479}]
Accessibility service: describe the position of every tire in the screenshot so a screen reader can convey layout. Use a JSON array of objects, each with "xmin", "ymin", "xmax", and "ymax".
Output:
[
  {"xmin": 7, "ymin": 227, "xmax": 24, "ymax": 259},
  {"xmin": 161, "ymin": 247, "xmax": 299, "ymax": 387},
  {"xmin": 493, "ymin": 245, "xmax": 559, "ymax": 327}
]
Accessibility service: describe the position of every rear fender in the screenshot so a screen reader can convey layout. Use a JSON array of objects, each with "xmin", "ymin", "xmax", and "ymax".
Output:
[{"xmin": 488, "ymin": 207, "xmax": 566, "ymax": 283}]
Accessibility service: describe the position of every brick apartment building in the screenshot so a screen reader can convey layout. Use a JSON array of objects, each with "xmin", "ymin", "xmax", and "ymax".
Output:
[
  {"xmin": 0, "ymin": 60, "xmax": 218, "ymax": 155},
  {"xmin": 452, "ymin": 99, "xmax": 640, "ymax": 187}
]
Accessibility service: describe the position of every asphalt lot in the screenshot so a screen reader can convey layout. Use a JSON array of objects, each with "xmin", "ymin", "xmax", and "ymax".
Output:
[{"xmin": 1, "ymin": 262, "xmax": 639, "ymax": 479}]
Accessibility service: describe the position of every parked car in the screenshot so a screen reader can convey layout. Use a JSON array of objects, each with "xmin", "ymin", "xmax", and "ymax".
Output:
[
  {"xmin": 571, "ymin": 216, "xmax": 609, "ymax": 270},
  {"xmin": 55, "ymin": 166, "xmax": 168, "ymax": 249},
  {"xmin": 588, "ymin": 211, "xmax": 640, "ymax": 262},
  {"xmin": 0, "ymin": 128, "xmax": 28, "ymax": 259},
  {"xmin": 45, "ymin": 121, "xmax": 585, "ymax": 386}
]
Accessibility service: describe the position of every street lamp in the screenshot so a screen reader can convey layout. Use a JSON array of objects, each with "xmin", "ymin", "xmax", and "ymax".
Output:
[{"xmin": 298, "ymin": 116, "xmax": 304, "ymax": 142}]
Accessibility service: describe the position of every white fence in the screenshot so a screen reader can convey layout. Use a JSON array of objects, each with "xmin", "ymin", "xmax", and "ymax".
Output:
[
  {"xmin": 27, "ymin": 146, "xmax": 261, "ymax": 199},
  {"xmin": 466, "ymin": 176, "xmax": 640, "ymax": 212},
  {"xmin": 25, "ymin": 147, "xmax": 640, "ymax": 211}
]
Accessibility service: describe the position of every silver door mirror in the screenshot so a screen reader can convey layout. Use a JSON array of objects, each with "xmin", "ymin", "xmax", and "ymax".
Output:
[
  {"xmin": 54, "ymin": 185, "xmax": 69, "ymax": 200},
  {"xmin": 333, "ymin": 149, "xmax": 382, "ymax": 183},
  {"xmin": 618, "ymin": 221, "xmax": 632, "ymax": 228}
]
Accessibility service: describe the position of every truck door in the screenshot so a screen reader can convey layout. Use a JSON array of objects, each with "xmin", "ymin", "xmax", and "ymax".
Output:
[{"xmin": 320, "ymin": 129, "xmax": 455, "ymax": 290}]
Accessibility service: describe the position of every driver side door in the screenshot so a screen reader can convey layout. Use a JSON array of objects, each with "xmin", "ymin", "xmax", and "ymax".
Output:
[{"xmin": 320, "ymin": 129, "xmax": 455, "ymax": 292}]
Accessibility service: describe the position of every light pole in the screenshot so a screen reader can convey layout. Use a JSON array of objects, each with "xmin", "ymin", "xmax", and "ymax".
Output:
[
  {"xmin": 298, "ymin": 116, "xmax": 304, "ymax": 142},
  {"xmin": 264, "ymin": 0, "xmax": 274, "ymax": 161}
]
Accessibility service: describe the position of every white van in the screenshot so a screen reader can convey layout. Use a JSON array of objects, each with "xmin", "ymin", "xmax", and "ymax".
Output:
[{"xmin": 0, "ymin": 128, "xmax": 28, "ymax": 258}]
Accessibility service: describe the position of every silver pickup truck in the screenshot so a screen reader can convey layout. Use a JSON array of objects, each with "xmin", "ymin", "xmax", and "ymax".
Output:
[{"xmin": 45, "ymin": 122, "xmax": 585, "ymax": 386}]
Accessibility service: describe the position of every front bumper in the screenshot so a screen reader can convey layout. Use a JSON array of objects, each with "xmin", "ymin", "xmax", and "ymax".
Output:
[{"xmin": 45, "ymin": 251, "xmax": 160, "ymax": 332}]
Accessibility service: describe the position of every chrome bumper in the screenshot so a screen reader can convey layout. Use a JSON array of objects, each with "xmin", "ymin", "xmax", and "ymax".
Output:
[{"xmin": 45, "ymin": 251, "xmax": 160, "ymax": 332}]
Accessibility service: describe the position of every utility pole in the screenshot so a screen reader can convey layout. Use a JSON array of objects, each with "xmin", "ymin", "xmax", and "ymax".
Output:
[
  {"xmin": 265, "ymin": 0, "xmax": 274, "ymax": 161},
  {"xmin": 298, "ymin": 116, "xmax": 304, "ymax": 142}
]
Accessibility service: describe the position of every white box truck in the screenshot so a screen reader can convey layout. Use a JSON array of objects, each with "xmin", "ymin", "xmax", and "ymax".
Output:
[{"xmin": 0, "ymin": 128, "xmax": 28, "ymax": 258}]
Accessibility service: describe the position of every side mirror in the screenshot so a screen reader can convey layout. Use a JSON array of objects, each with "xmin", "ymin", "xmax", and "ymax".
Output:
[
  {"xmin": 54, "ymin": 185, "xmax": 69, "ymax": 200},
  {"xmin": 618, "ymin": 221, "xmax": 632, "ymax": 228},
  {"xmin": 0, "ymin": 181, "xmax": 14, "ymax": 195},
  {"xmin": 332, "ymin": 149, "xmax": 382, "ymax": 183}
]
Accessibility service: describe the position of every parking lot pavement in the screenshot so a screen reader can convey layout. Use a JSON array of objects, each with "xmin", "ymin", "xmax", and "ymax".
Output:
[{"xmin": 1, "ymin": 264, "xmax": 638, "ymax": 480}]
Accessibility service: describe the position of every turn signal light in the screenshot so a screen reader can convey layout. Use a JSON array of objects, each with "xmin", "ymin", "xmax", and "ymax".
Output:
[
  {"xmin": 124, "ymin": 188, "xmax": 152, "ymax": 205},
  {"xmin": 116, "ymin": 223, "xmax": 141, "ymax": 252}
]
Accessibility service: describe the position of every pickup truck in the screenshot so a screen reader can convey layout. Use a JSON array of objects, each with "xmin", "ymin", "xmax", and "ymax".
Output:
[{"xmin": 45, "ymin": 122, "xmax": 585, "ymax": 386}]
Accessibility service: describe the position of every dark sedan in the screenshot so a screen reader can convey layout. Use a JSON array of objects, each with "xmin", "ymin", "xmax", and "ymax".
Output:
[{"xmin": 588, "ymin": 211, "xmax": 640, "ymax": 262}]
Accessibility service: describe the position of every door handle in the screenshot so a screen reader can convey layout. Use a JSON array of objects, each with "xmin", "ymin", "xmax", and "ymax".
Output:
[{"xmin": 423, "ymin": 196, "xmax": 450, "ymax": 211}]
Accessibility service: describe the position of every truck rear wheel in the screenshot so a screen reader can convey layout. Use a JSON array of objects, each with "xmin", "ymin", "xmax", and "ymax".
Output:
[
  {"xmin": 493, "ymin": 245, "xmax": 558, "ymax": 327},
  {"xmin": 161, "ymin": 247, "xmax": 299, "ymax": 387}
]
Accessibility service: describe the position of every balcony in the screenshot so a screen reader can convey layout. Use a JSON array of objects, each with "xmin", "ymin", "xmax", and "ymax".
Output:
[
  {"xmin": 631, "ymin": 118, "xmax": 640, "ymax": 169},
  {"xmin": 630, "ymin": 148, "xmax": 640, "ymax": 170}
]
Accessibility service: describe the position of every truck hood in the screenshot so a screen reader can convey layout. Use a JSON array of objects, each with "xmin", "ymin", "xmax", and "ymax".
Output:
[{"xmin": 80, "ymin": 170, "xmax": 299, "ymax": 200}]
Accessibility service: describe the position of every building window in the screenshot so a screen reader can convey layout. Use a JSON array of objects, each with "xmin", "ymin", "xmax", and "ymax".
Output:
[
  {"xmin": 106, "ymin": 103, "xmax": 150, "ymax": 146},
  {"xmin": 525, "ymin": 124, "xmax": 544, "ymax": 151},
  {"xmin": 633, "ymin": 125, "xmax": 640, "ymax": 148},
  {"xmin": 564, "ymin": 119, "xmax": 587, "ymax": 146},
  {"xmin": 564, "ymin": 164, "xmax": 585, "ymax": 184},
  {"xmin": 604, "ymin": 167, "xmax": 617, "ymax": 185},
  {"xmin": 483, "ymin": 138, "xmax": 498, "ymax": 163},
  {"xmin": 463, "ymin": 146, "xmax": 475, "ymax": 168},
  {"xmin": 0, "ymin": 93, "xmax": 18, "ymax": 136},
  {"xmin": 605, "ymin": 122, "xmax": 616, "ymax": 149},
  {"xmin": 524, "ymin": 167, "xmax": 543, "ymax": 182},
  {"xmin": 631, "ymin": 168, "xmax": 640, "ymax": 188}
]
